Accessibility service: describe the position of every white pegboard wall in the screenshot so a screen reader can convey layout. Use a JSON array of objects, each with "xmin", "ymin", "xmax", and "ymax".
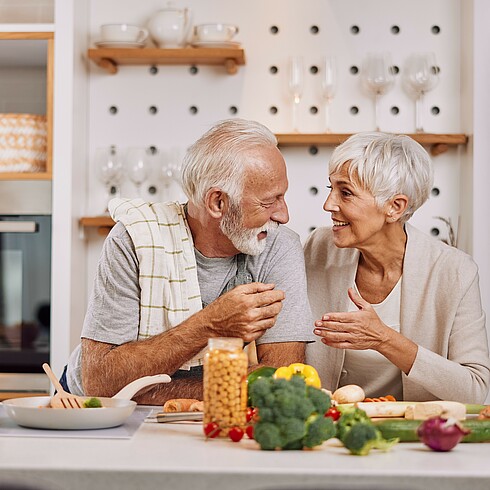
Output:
[{"xmin": 86, "ymin": 0, "xmax": 463, "ymax": 276}]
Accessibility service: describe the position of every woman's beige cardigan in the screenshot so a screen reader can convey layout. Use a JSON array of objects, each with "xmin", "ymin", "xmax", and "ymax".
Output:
[{"xmin": 304, "ymin": 223, "xmax": 490, "ymax": 403}]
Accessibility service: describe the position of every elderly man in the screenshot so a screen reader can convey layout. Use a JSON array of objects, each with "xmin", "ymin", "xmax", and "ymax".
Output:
[{"xmin": 63, "ymin": 119, "xmax": 313, "ymax": 404}]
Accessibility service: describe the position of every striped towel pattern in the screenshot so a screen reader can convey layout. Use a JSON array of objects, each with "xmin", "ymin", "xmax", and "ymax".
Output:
[{"xmin": 109, "ymin": 198, "xmax": 205, "ymax": 369}]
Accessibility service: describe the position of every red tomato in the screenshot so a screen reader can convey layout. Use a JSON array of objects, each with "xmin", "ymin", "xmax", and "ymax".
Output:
[
  {"xmin": 203, "ymin": 422, "xmax": 221, "ymax": 438},
  {"xmin": 246, "ymin": 407, "xmax": 258, "ymax": 423},
  {"xmin": 324, "ymin": 407, "xmax": 341, "ymax": 421},
  {"xmin": 246, "ymin": 425, "xmax": 254, "ymax": 439},
  {"xmin": 228, "ymin": 426, "xmax": 244, "ymax": 442}
]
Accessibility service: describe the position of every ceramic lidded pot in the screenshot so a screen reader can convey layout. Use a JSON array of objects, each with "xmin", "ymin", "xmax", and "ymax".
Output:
[{"xmin": 148, "ymin": 4, "xmax": 193, "ymax": 48}]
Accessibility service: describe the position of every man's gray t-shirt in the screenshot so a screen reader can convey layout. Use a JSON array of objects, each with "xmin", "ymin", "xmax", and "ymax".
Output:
[{"xmin": 67, "ymin": 221, "xmax": 314, "ymax": 394}]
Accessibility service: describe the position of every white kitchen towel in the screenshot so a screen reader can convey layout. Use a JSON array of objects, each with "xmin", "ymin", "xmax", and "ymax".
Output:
[{"xmin": 109, "ymin": 198, "xmax": 205, "ymax": 369}]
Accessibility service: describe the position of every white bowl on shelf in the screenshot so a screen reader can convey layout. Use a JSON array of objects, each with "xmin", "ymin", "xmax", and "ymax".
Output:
[{"xmin": 194, "ymin": 24, "xmax": 238, "ymax": 43}]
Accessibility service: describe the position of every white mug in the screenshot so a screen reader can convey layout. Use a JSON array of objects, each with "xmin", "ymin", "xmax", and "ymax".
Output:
[{"xmin": 100, "ymin": 24, "xmax": 149, "ymax": 43}]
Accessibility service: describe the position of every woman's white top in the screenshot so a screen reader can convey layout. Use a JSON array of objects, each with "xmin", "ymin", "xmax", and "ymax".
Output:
[{"xmin": 339, "ymin": 277, "xmax": 403, "ymax": 399}]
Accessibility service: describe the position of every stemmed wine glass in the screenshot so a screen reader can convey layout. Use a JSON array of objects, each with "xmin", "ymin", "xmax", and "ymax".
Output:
[
  {"xmin": 160, "ymin": 147, "xmax": 182, "ymax": 201},
  {"xmin": 94, "ymin": 145, "xmax": 123, "ymax": 214},
  {"xmin": 403, "ymin": 52, "xmax": 440, "ymax": 133},
  {"xmin": 361, "ymin": 53, "xmax": 395, "ymax": 131},
  {"xmin": 288, "ymin": 56, "xmax": 304, "ymax": 133},
  {"xmin": 321, "ymin": 56, "xmax": 337, "ymax": 133},
  {"xmin": 125, "ymin": 147, "xmax": 150, "ymax": 197}
]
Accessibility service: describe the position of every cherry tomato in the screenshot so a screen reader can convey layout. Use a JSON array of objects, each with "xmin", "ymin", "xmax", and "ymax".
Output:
[
  {"xmin": 324, "ymin": 407, "xmax": 341, "ymax": 421},
  {"xmin": 246, "ymin": 407, "xmax": 257, "ymax": 423},
  {"xmin": 246, "ymin": 425, "xmax": 254, "ymax": 439},
  {"xmin": 228, "ymin": 426, "xmax": 244, "ymax": 442},
  {"xmin": 203, "ymin": 422, "xmax": 221, "ymax": 438}
]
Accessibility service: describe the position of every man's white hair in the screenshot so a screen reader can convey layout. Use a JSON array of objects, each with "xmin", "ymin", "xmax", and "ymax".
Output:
[
  {"xmin": 329, "ymin": 132, "xmax": 434, "ymax": 222},
  {"xmin": 181, "ymin": 118, "xmax": 278, "ymax": 206}
]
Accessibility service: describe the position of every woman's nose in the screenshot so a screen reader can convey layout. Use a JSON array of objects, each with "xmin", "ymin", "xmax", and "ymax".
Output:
[{"xmin": 323, "ymin": 191, "xmax": 338, "ymax": 213}]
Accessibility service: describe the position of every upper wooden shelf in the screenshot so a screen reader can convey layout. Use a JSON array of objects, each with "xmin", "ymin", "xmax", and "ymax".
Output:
[
  {"xmin": 276, "ymin": 133, "xmax": 468, "ymax": 156},
  {"xmin": 87, "ymin": 47, "xmax": 246, "ymax": 75}
]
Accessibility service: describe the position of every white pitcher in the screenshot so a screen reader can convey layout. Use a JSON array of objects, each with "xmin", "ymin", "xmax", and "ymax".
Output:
[{"xmin": 148, "ymin": 6, "xmax": 193, "ymax": 48}]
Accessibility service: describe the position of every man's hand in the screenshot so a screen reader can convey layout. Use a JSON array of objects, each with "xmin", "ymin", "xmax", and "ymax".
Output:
[{"xmin": 202, "ymin": 282, "xmax": 284, "ymax": 342}]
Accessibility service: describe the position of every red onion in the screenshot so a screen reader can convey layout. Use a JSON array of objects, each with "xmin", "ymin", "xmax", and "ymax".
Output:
[{"xmin": 417, "ymin": 416, "xmax": 470, "ymax": 452}]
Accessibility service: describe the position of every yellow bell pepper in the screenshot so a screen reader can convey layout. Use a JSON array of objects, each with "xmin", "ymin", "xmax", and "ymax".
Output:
[{"xmin": 273, "ymin": 363, "xmax": 321, "ymax": 388}]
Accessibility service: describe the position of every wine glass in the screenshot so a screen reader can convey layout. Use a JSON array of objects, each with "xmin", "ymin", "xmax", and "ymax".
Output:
[
  {"xmin": 94, "ymin": 146, "xmax": 123, "ymax": 214},
  {"xmin": 288, "ymin": 56, "xmax": 304, "ymax": 133},
  {"xmin": 403, "ymin": 52, "xmax": 440, "ymax": 133},
  {"xmin": 160, "ymin": 147, "xmax": 182, "ymax": 201},
  {"xmin": 321, "ymin": 56, "xmax": 337, "ymax": 133},
  {"xmin": 125, "ymin": 147, "xmax": 149, "ymax": 197},
  {"xmin": 361, "ymin": 53, "xmax": 395, "ymax": 131}
]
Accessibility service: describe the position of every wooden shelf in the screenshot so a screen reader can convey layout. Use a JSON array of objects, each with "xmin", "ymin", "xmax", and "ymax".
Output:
[
  {"xmin": 79, "ymin": 216, "xmax": 115, "ymax": 235},
  {"xmin": 276, "ymin": 133, "xmax": 468, "ymax": 156},
  {"xmin": 88, "ymin": 47, "xmax": 246, "ymax": 75},
  {"xmin": 0, "ymin": 171, "xmax": 52, "ymax": 180}
]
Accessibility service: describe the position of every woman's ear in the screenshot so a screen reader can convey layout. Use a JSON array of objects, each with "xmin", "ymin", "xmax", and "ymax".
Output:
[
  {"xmin": 204, "ymin": 188, "xmax": 228, "ymax": 219},
  {"xmin": 387, "ymin": 194, "xmax": 409, "ymax": 222}
]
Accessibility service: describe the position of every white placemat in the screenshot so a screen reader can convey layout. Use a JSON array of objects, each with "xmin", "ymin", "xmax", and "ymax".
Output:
[{"xmin": 0, "ymin": 405, "xmax": 152, "ymax": 439}]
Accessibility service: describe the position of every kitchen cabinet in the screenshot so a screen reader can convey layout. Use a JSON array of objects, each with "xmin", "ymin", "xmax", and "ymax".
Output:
[
  {"xmin": 88, "ymin": 47, "xmax": 246, "ymax": 75},
  {"xmin": 0, "ymin": 30, "xmax": 54, "ymax": 180}
]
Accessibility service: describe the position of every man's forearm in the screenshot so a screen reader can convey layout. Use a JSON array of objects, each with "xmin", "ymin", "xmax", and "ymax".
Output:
[
  {"xmin": 82, "ymin": 315, "xmax": 209, "ymax": 396},
  {"xmin": 133, "ymin": 377, "xmax": 203, "ymax": 405}
]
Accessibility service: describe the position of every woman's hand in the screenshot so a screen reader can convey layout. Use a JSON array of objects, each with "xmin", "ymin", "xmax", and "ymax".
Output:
[
  {"xmin": 313, "ymin": 287, "xmax": 418, "ymax": 374},
  {"xmin": 313, "ymin": 287, "xmax": 390, "ymax": 351}
]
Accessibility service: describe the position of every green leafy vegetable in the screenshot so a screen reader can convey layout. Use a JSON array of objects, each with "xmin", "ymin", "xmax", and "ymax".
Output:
[{"xmin": 83, "ymin": 397, "xmax": 103, "ymax": 408}]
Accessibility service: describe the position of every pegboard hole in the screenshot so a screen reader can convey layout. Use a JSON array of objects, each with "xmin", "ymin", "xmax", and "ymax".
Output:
[
  {"xmin": 391, "ymin": 106, "xmax": 400, "ymax": 115},
  {"xmin": 270, "ymin": 25, "xmax": 279, "ymax": 35},
  {"xmin": 350, "ymin": 25, "xmax": 360, "ymax": 35},
  {"xmin": 189, "ymin": 106, "xmax": 198, "ymax": 115},
  {"xmin": 109, "ymin": 106, "xmax": 118, "ymax": 115},
  {"xmin": 430, "ymin": 227, "xmax": 440, "ymax": 236},
  {"xmin": 149, "ymin": 106, "xmax": 158, "ymax": 115},
  {"xmin": 431, "ymin": 25, "xmax": 441, "ymax": 35},
  {"xmin": 392, "ymin": 65, "xmax": 400, "ymax": 75},
  {"xmin": 310, "ymin": 65, "xmax": 319, "ymax": 74},
  {"xmin": 148, "ymin": 185, "xmax": 157, "ymax": 195},
  {"xmin": 309, "ymin": 226, "xmax": 316, "ymax": 233},
  {"xmin": 309, "ymin": 146, "xmax": 319, "ymax": 155},
  {"xmin": 350, "ymin": 65, "xmax": 359, "ymax": 75},
  {"xmin": 269, "ymin": 106, "xmax": 278, "ymax": 115},
  {"xmin": 391, "ymin": 25, "xmax": 400, "ymax": 34},
  {"xmin": 350, "ymin": 106, "xmax": 359, "ymax": 115},
  {"xmin": 431, "ymin": 106, "xmax": 440, "ymax": 115},
  {"xmin": 229, "ymin": 106, "xmax": 238, "ymax": 115},
  {"xmin": 148, "ymin": 146, "xmax": 158, "ymax": 155},
  {"xmin": 310, "ymin": 25, "xmax": 319, "ymax": 35},
  {"xmin": 269, "ymin": 65, "xmax": 278, "ymax": 74},
  {"xmin": 432, "ymin": 65, "xmax": 441, "ymax": 75},
  {"xmin": 310, "ymin": 106, "xmax": 318, "ymax": 115},
  {"xmin": 110, "ymin": 185, "xmax": 117, "ymax": 195},
  {"xmin": 189, "ymin": 65, "xmax": 199, "ymax": 75},
  {"xmin": 431, "ymin": 187, "xmax": 440, "ymax": 197},
  {"xmin": 309, "ymin": 187, "xmax": 319, "ymax": 195},
  {"xmin": 149, "ymin": 66, "xmax": 158, "ymax": 75}
]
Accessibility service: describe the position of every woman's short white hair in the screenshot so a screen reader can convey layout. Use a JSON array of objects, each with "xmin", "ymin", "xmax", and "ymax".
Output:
[
  {"xmin": 329, "ymin": 132, "xmax": 434, "ymax": 222},
  {"xmin": 181, "ymin": 118, "xmax": 277, "ymax": 206}
]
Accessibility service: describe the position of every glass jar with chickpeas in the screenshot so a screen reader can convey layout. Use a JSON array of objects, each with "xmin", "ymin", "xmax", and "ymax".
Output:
[{"xmin": 203, "ymin": 337, "xmax": 248, "ymax": 436}]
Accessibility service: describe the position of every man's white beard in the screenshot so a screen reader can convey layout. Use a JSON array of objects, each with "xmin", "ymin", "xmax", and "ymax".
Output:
[{"xmin": 220, "ymin": 205, "xmax": 279, "ymax": 256}]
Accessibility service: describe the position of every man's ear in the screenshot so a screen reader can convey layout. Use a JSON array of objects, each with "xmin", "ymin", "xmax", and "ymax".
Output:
[
  {"xmin": 205, "ymin": 188, "xmax": 228, "ymax": 218},
  {"xmin": 387, "ymin": 194, "xmax": 409, "ymax": 222}
]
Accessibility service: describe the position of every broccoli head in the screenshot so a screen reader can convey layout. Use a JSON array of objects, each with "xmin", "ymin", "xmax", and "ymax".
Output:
[
  {"xmin": 253, "ymin": 421, "xmax": 283, "ymax": 450},
  {"xmin": 83, "ymin": 397, "xmax": 102, "ymax": 408},
  {"xmin": 342, "ymin": 422, "xmax": 399, "ymax": 456},
  {"xmin": 302, "ymin": 414, "xmax": 336, "ymax": 448},
  {"xmin": 250, "ymin": 376, "xmax": 335, "ymax": 450},
  {"xmin": 336, "ymin": 406, "xmax": 371, "ymax": 442}
]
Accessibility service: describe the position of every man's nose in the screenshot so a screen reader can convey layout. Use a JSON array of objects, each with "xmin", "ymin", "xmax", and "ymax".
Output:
[{"xmin": 272, "ymin": 198, "xmax": 289, "ymax": 224}]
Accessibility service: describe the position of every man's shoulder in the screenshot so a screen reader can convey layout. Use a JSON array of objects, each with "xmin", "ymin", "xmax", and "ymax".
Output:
[{"xmin": 266, "ymin": 225, "xmax": 302, "ymax": 250}]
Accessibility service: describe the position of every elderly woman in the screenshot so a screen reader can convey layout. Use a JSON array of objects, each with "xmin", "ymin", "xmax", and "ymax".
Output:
[{"xmin": 305, "ymin": 132, "xmax": 490, "ymax": 403}]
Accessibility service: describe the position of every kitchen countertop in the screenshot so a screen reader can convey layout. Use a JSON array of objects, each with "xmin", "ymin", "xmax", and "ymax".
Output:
[{"xmin": 1, "ymin": 418, "xmax": 490, "ymax": 490}]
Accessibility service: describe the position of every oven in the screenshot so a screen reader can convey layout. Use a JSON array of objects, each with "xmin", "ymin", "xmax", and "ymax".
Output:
[{"xmin": 0, "ymin": 214, "xmax": 51, "ymax": 389}]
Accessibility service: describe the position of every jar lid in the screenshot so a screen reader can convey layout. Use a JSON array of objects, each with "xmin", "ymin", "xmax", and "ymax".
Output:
[{"xmin": 208, "ymin": 337, "xmax": 243, "ymax": 350}]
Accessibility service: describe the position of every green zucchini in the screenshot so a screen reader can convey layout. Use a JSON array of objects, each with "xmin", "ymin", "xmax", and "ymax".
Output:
[{"xmin": 373, "ymin": 418, "xmax": 490, "ymax": 443}]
